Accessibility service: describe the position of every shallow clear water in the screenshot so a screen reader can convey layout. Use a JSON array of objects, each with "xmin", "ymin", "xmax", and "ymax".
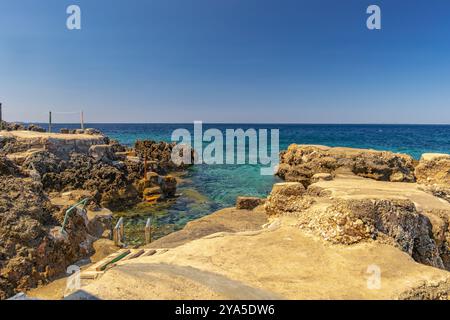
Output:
[{"xmin": 47, "ymin": 123, "xmax": 450, "ymax": 244}]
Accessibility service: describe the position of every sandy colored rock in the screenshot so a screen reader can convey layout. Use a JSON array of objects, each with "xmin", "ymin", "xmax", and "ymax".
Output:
[
  {"xmin": 236, "ymin": 196, "xmax": 265, "ymax": 210},
  {"xmin": 264, "ymin": 182, "xmax": 309, "ymax": 216},
  {"xmin": 143, "ymin": 186, "xmax": 162, "ymax": 197}
]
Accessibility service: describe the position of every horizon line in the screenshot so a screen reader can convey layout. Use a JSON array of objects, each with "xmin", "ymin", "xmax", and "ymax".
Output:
[{"xmin": 11, "ymin": 121, "xmax": 450, "ymax": 126}]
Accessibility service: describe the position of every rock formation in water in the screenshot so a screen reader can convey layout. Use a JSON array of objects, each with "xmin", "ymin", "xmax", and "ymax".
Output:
[{"xmin": 134, "ymin": 140, "xmax": 194, "ymax": 175}]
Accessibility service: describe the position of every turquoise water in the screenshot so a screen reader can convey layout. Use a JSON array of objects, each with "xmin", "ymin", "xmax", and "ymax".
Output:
[{"xmin": 48, "ymin": 123, "xmax": 450, "ymax": 242}]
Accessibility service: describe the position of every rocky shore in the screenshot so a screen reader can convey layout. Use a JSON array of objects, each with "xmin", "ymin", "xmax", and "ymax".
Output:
[
  {"xmin": 2, "ymin": 130, "xmax": 449, "ymax": 299},
  {"xmin": 0, "ymin": 126, "xmax": 189, "ymax": 299},
  {"xmin": 59, "ymin": 144, "xmax": 449, "ymax": 300}
]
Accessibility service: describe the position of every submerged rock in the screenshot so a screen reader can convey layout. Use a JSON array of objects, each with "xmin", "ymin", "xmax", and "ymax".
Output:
[
  {"xmin": 160, "ymin": 175, "xmax": 177, "ymax": 198},
  {"xmin": 415, "ymin": 153, "xmax": 450, "ymax": 203}
]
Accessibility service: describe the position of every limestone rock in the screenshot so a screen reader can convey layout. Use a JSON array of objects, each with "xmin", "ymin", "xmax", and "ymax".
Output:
[
  {"xmin": 415, "ymin": 153, "xmax": 450, "ymax": 185},
  {"xmin": 277, "ymin": 144, "xmax": 415, "ymax": 186},
  {"xmin": 160, "ymin": 175, "xmax": 177, "ymax": 198},
  {"xmin": 143, "ymin": 186, "xmax": 162, "ymax": 197},
  {"xmin": 415, "ymin": 153, "xmax": 450, "ymax": 203},
  {"xmin": 87, "ymin": 211, "xmax": 113, "ymax": 239},
  {"xmin": 89, "ymin": 144, "xmax": 116, "ymax": 163},
  {"xmin": 27, "ymin": 124, "xmax": 46, "ymax": 132},
  {"xmin": 146, "ymin": 171, "xmax": 160, "ymax": 184},
  {"xmin": 236, "ymin": 196, "xmax": 265, "ymax": 210},
  {"xmin": 0, "ymin": 163, "xmax": 95, "ymax": 299},
  {"xmin": 84, "ymin": 128, "xmax": 102, "ymax": 135},
  {"xmin": 264, "ymin": 182, "xmax": 310, "ymax": 216},
  {"xmin": 311, "ymin": 173, "xmax": 333, "ymax": 183},
  {"xmin": 134, "ymin": 140, "xmax": 193, "ymax": 174},
  {"xmin": 300, "ymin": 198, "xmax": 443, "ymax": 268},
  {"xmin": 23, "ymin": 151, "xmax": 64, "ymax": 176},
  {"xmin": 109, "ymin": 140, "xmax": 127, "ymax": 153},
  {"xmin": 264, "ymin": 174, "xmax": 450, "ymax": 271}
]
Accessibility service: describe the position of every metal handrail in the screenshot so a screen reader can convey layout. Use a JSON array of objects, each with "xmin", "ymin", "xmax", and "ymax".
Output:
[
  {"xmin": 145, "ymin": 217, "xmax": 152, "ymax": 244},
  {"xmin": 61, "ymin": 198, "xmax": 90, "ymax": 234}
]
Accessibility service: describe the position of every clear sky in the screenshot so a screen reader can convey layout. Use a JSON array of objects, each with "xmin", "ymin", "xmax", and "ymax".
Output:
[{"xmin": 1, "ymin": 0, "xmax": 450, "ymax": 123}]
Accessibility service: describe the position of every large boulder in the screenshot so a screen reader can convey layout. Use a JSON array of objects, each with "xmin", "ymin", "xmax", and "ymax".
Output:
[
  {"xmin": 134, "ymin": 140, "xmax": 193, "ymax": 174},
  {"xmin": 0, "ymin": 159, "xmax": 95, "ymax": 299},
  {"xmin": 159, "ymin": 175, "xmax": 177, "ymax": 198},
  {"xmin": 29, "ymin": 152, "xmax": 143, "ymax": 211},
  {"xmin": 264, "ymin": 178, "xmax": 449, "ymax": 271},
  {"xmin": 264, "ymin": 182, "xmax": 309, "ymax": 216},
  {"xmin": 89, "ymin": 144, "xmax": 116, "ymax": 163},
  {"xmin": 277, "ymin": 145, "xmax": 416, "ymax": 186},
  {"xmin": 1, "ymin": 122, "xmax": 25, "ymax": 131},
  {"xmin": 0, "ymin": 156, "xmax": 21, "ymax": 176}
]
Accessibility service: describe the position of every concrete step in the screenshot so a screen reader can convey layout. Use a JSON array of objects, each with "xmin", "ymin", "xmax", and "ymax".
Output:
[{"xmin": 80, "ymin": 249, "xmax": 161, "ymax": 280}]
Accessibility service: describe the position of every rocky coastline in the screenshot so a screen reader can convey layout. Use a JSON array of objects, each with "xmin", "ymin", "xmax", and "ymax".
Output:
[
  {"xmin": 0, "ymin": 125, "xmax": 190, "ymax": 299},
  {"xmin": 62, "ymin": 144, "xmax": 449, "ymax": 300},
  {"xmin": 1, "ymin": 124, "xmax": 449, "ymax": 300}
]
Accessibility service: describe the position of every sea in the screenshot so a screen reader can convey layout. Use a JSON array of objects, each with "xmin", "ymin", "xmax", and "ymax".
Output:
[{"xmin": 45, "ymin": 123, "xmax": 450, "ymax": 243}]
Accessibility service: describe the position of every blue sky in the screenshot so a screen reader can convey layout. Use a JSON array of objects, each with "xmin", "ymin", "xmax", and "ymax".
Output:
[{"xmin": 1, "ymin": 0, "xmax": 450, "ymax": 123}]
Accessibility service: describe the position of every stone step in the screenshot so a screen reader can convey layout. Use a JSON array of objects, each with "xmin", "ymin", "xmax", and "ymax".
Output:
[
  {"xmin": 122, "ymin": 249, "xmax": 145, "ymax": 261},
  {"xmin": 80, "ymin": 248, "xmax": 164, "ymax": 280}
]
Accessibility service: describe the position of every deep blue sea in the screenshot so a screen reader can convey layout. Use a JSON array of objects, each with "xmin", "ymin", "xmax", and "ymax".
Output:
[{"xmin": 46, "ymin": 123, "xmax": 450, "ymax": 242}]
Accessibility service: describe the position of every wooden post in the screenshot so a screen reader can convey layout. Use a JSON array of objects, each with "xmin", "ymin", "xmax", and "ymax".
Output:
[
  {"xmin": 80, "ymin": 111, "xmax": 84, "ymax": 130},
  {"xmin": 145, "ymin": 218, "xmax": 152, "ymax": 244},
  {"xmin": 0, "ymin": 103, "xmax": 3, "ymax": 130},
  {"xmin": 48, "ymin": 111, "xmax": 52, "ymax": 133}
]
